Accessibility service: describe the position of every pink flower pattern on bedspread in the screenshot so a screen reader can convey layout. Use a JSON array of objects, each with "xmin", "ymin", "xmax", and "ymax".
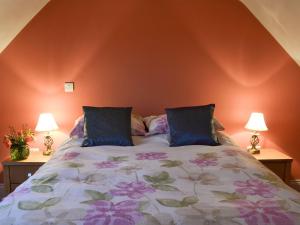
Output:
[
  {"xmin": 235, "ymin": 199, "xmax": 294, "ymax": 225},
  {"xmin": 83, "ymin": 200, "xmax": 143, "ymax": 225},
  {"xmin": 234, "ymin": 179, "xmax": 276, "ymax": 198},
  {"xmin": 110, "ymin": 181, "xmax": 155, "ymax": 199},
  {"xmin": 94, "ymin": 161, "xmax": 120, "ymax": 169},
  {"xmin": 136, "ymin": 152, "xmax": 168, "ymax": 160},
  {"xmin": 61, "ymin": 152, "xmax": 80, "ymax": 160},
  {"xmin": 189, "ymin": 158, "xmax": 218, "ymax": 167}
]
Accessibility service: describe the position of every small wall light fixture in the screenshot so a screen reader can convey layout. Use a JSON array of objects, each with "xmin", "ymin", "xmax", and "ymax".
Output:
[{"xmin": 64, "ymin": 82, "xmax": 75, "ymax": 92}]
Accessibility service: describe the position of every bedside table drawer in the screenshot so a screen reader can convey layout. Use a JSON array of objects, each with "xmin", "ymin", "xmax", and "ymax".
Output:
[
  {"xmin": 2, "ymin": 152, "xmax": 49, "ymax": 195},
  {"xmin": 10, "ymin": 183, "xmax": 21, "ymax": 192},
  {"xmin": 253, "ymin": 149, "xmax": 293, "ymax": 184},
  {"xmin": 261, "ymin": 161, "xmax": 290, "ymax": 181},
  {"xmin": 9, "ymin": 165, "xmax": 40, "ymax": 183}
]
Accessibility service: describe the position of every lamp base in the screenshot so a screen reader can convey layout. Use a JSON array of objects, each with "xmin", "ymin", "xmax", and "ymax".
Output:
[
  {"xmin": 43, "ymin": 135, "xmax": 54, "ymax": 156},
  {"xmin": 247, "ymin": 133, "xmax": 261, "ymax": 154},
  {"xmin": 247, "ymin": 146, "xmax": 261, "ymax": 154},
  {"xmin": 43, "ymin": 147, "xmax": 53, "ymax": 156}
]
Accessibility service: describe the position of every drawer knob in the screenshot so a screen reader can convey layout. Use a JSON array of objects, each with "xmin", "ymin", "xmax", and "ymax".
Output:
[{"xmin": 27, "ymin": 173, "xmax": 32, "ymax": 177}]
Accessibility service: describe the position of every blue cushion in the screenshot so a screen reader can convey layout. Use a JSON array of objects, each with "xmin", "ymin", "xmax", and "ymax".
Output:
[
  {"xmin": 166, "ymin": 104, "xmax": 219, "ymax": 147},
  {"xmin": 81, "ymin": 106, "xmax": 133, "ymax": 147}
]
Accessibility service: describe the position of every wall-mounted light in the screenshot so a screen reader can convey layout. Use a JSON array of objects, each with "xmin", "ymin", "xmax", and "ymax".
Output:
[{"xmin": 64, "ymin": 82, "xmax": 75, "ymax": 93}]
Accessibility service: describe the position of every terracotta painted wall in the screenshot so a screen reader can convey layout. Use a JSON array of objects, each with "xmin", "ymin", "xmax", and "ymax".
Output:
[{"xmin": 0, "ymin": 0, "xmax": 300, "ymax": 180}]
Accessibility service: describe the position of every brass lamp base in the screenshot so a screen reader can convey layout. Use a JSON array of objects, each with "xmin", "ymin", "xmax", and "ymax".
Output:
[
  {"xmin": 247, "ymin": 146, "xmax": 260, "ymax": 154},
  {"xmin": 43, "ymin": 135, "xmax": 54, "ymax": 156},
  {"xmin": 247, "ymin": 133, "xmax": 261, "ymax": 154}
]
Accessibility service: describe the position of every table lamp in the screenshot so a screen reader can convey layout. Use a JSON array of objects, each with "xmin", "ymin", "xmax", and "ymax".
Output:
[
  {"xmin": 245, "ymin": 112, "xmax": 268, "ymax": 154},
  {"xmin": 35, "ymin": 113, "xmax": 59, "ymax": 156}
]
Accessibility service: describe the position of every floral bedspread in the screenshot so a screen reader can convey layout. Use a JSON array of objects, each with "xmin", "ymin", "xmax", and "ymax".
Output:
[{"xmin": 1, "ymin": 134, "xmax": 300, "ymax": 225}]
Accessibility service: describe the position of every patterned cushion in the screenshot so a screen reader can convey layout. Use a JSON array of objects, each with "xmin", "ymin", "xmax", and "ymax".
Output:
[
  {"xmin": 143, "ymin": 114, "xmax": 169, "ymax": 136},
  {"xmin": 131, "ymin": 114, "xmax": 146, "ymax": 136},
  {"xmin": 213, "ymin": 118, "xmax": 225, "ymax": 131},
  {"xmin": 143, "ymin": 114, "xmax": 224, "ymax": 136},
  {"xmin": 70, "ymin": 115, "xmax": 85, "ymax": 138},
  {"xmin": 70, "ymin": 113, "xmax": 146, "ymax": 138}
]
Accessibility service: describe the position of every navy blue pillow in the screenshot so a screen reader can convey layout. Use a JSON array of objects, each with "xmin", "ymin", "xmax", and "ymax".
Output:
[
  {"xmin": 166, "ymin": 104, "xmax": 219, "ymax": 147},
  {"xmin": 81, "ymin": 106, "xmax": 133, "ymax": 147}
]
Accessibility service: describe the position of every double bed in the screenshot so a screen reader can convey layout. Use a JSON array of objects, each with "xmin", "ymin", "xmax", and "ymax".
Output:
[{"xmin": 1, "ymin": 133, "xmax": 300, "ymax": 225}]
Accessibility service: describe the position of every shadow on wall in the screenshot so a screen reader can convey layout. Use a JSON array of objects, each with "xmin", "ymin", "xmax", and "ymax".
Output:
[{"xmin": 167, "ymin": 0, "xmax": 291, "ymax": 88}]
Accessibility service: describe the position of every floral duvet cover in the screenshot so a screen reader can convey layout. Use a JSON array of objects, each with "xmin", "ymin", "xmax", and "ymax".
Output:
[{"xmin": 1, "ymin": 134, "xmax": 300, "ymax": 225}]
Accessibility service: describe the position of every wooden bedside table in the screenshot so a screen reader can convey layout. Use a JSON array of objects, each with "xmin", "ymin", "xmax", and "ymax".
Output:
[
  {"xmin": 253, "ymin": 148, "xmax": 293, "ymax": 183},
  {"xmin": 2, "ymin": 150, "xmax": 49, "ymax": 195}
]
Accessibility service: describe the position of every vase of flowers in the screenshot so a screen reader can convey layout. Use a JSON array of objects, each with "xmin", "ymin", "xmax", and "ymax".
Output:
[{"xmin": 3, "ymin": 125, "xmax": 34, "ymax": 161}]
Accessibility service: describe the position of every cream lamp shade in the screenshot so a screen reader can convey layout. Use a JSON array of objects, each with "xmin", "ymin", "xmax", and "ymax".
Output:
[
  {"xmin": 35, "ymin": 113, "xmax": 59, "ymax": 132},
  {"xmin": 245, "ymin": 112, "xmax": 268, "ymax": 132}
]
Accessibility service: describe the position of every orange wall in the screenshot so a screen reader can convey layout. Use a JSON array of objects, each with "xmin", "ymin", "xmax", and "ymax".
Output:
[{"xmin": 1, "ymin": 0, "xmax": 300, "ymax": 180}]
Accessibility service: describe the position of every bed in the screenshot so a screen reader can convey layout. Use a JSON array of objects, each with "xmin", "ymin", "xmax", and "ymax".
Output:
[{"xmin": 0, "ymin": 133, "xmax": 300, "ymax": 225}]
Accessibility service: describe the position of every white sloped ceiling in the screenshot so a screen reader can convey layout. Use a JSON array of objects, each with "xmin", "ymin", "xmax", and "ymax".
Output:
[
  {"xmin": 0, "ymin": 0, "xmax": 49, "ymax": 53},
  {"xmin": 241, "ymin": 0, "xmax": 300, "ymax": 66}
]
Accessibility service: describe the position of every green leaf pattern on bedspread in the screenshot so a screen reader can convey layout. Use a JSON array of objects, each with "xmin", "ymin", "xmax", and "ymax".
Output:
[
  {"xmin": 18, "ymin": 197, "xmax": 61, "ymax": 210},
  {"xmin": 0, "ymin": 139, "xmax": 300, "ymax": 225}
]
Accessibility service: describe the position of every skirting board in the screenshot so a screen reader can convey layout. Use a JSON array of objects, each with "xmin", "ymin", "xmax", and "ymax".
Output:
[{"xmin": 289, "ymin": 180, "xmax": 300, "ymax": 192}]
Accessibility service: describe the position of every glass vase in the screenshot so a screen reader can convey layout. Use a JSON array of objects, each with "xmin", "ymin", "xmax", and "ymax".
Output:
[{"xmin": 10, "ymin": 145, "xmax": 30, "ymax": 161}]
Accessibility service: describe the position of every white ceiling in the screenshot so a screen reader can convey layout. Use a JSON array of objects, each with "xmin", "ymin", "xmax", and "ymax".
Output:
[
  {"xmin": 0, "ymin": 0, "xmax": 49, "ymax": 53},
  {"xmin": 241, "ymin": 0, "xmax": 300, "ymax": 66}
]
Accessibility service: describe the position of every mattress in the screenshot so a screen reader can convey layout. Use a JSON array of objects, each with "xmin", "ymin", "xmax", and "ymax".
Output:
[{"xmin": 0, "ymin": 134, "xmax": 300, "ymax": 225}]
